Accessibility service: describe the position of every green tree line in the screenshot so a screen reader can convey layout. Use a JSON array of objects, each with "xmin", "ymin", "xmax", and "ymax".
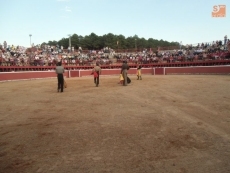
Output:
[{"xmin": 41, "ymin": 33, "xmax": 179, "ymax": 50}]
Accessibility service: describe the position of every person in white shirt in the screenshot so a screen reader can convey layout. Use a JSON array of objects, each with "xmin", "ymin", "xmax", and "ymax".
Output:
[{"xmin": 55, "ymin": 61, "xmax": 65, "ymax": 92}]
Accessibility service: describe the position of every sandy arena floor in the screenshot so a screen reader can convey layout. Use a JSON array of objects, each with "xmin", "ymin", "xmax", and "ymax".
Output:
[{"xmin": 0, "ymin": 75, "xmax": 230, "ymax": 173}]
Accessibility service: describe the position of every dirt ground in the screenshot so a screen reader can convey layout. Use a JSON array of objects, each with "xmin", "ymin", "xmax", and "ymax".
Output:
[{"xmin": 0, "ymin": 75, "xmax": 230, "ymax": 173}]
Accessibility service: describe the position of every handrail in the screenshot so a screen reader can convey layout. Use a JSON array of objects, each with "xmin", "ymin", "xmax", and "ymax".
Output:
[{"xmin": 1, "ymin": 60, "xmax": 230, "ymax": 72}]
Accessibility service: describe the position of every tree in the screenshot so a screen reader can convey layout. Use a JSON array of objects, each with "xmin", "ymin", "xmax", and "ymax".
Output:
[
  {"xmin": 71, "ymin": 34, "xmax": 79, "ymax": 49},
  {"xmin": 42, "ymin": 33, "xmax": 179, "ymax": 51}
]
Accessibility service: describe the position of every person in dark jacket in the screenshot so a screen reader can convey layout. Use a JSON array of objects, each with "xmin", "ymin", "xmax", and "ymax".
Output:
[
  {"xmin": 121, "ymin": 60, "xmax": 129, "ymax": 86},
  {"xmin": 55, "ymin": 62, "xmax": 65, "ymax": 92}
]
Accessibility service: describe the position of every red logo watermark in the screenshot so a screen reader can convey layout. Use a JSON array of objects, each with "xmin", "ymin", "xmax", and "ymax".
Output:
[{"xmin": 212, "ymin": 5, "xmax": 226, "ymax": 17}]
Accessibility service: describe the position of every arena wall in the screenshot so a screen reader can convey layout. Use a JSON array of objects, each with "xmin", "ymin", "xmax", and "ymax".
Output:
[
  {"xmin": 0, "ymin": 71, "xmax": 69, "ymax": 81},
  {"xmin": 74, "ymin": 68, "xmax": 153, "ymax": 77},
  {"xmin": 164, "ymin": 65, "xmax": 230, "ymax": 75},
  {"xmin": 0, "ymin": 66, "xmax": 229, "ymax": 82}
]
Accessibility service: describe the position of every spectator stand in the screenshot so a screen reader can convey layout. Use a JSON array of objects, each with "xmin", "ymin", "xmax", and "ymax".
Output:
[{"xmin": 1, "ymin": 39, "xmax": 230, "ymax": 72}]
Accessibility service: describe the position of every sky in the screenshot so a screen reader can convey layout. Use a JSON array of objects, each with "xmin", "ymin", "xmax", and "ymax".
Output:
[{"xmin": 0, "ymin": 0, "xmax": 229, "ymax": 48}]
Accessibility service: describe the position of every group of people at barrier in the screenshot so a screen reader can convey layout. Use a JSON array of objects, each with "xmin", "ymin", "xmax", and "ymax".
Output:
[{"xmin": 1, "ymin": 37, "xmax": 230, "ymax": 67}]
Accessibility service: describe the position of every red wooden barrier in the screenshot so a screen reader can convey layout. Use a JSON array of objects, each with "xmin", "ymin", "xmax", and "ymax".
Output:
[
  {"xmin": 155, "ymin": 68, "xmax": 164, "ymax": 75},
  {"xmin": 0, "ymin": 66, "xmax": 229, "ymax": 82},
  {"xmin": 0, "ymin": 71, "xmax": 69, "ymax": 81},
  {"xmin": 77, "ymin": 68, "xmax": 153, "ymax": 77},
  {"xmin": 164, "ymin": 66, "xmax": 230, "ymax": 75},
  {"xmin": 69, "ymin": 70, "xmax": 80, "ymax": 78}
]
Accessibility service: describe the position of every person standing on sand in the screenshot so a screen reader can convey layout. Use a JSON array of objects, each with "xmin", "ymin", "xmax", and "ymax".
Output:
[
  {"xmin": 136, "ymin": 63, "xmax": 142, "ymax": 80},
  {"xmin": 92, "ymin": 62, "xmax": 101, "ymax": 87},
  {"xmin": 121, "ymin": 60, "xmax": 129, "ymax": 86},
  {"xmin": 55, "ymin": 62, "xmax": 65, "ymax": 92}
]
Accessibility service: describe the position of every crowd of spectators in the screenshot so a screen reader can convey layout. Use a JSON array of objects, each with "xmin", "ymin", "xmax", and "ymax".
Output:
[
  {"xmin": 1, "ymin": 37, "xmax": 230, "ymax": 67},
  {"xmin": 0, "ymin": 43, "xmax": 114, "ymax": 66},
  {"xmin": 114, "ymin": 38, "xmax": 230, "ymax": 64}
]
